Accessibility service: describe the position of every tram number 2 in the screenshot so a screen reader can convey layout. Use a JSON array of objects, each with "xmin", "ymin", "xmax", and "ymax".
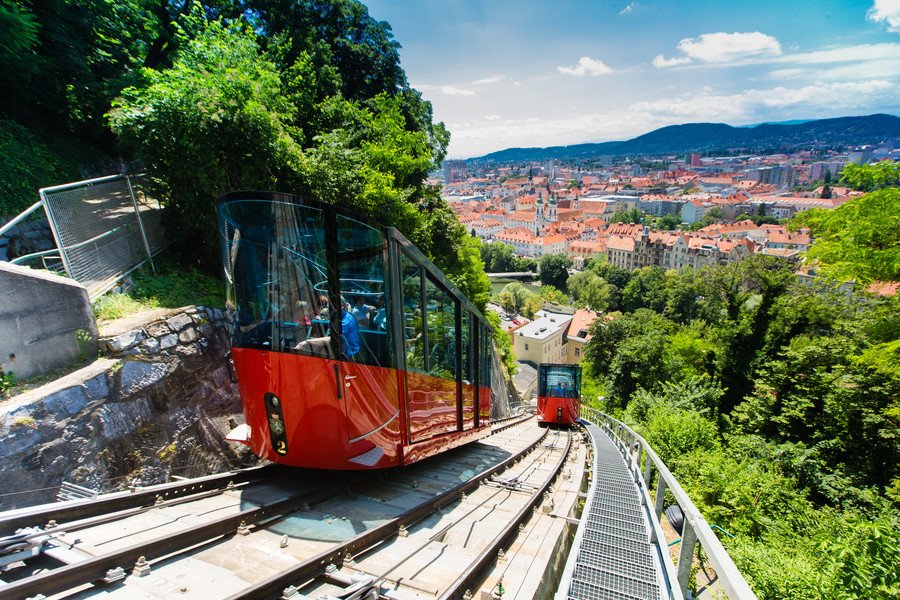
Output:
[{"xmin": 275, "ymin": 441, "xmax": 287, "ymax": 455}]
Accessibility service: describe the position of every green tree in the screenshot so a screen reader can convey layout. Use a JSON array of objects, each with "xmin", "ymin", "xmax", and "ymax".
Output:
[
  {"xmin": 621, "ymin": 266, "xmax": 668, "ymax": 313},
  {"xmin": 480, "ymin": 241, "xmax": 520, "ymax": 273},
  {"xmin": 498, "ymin": 282, "xmax": 532, "ymax": 313},
  {"xmin": 609, "ymin": 207, "xmax": 644, "ymax": 224},
  {"xmin": 840, "ymin": 162, "xmax": 900, "ymax": 192},
  {"xmin": 790, "ymin": 188, "xmax": 900, "ymax": 284},
  {"xmin": 567, "ymin": 270, "xmax": 618, "ymax": 311},
  {"xmin": 110, "ymin": 16, "xmax": 304, "ymax": 266},
  {"xmin": 538, "ymin": 285, "xmax": 569, "ymax": 305},
  {"xmin": 656, "ymin": 213, "xmax": 680, "ymax": 230},
  {"xmin": 538, "ymin": 253, "xmax": 572, "ymax": 290}
]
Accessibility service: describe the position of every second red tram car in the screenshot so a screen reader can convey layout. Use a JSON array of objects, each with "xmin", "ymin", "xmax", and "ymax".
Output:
[
  {"xmin": 536, "ymin": 363, "xmax": 582, "ymax": 425},
  {"xmin": 217, "ymin": 192, "xmax": 494, "ymax": 470}
]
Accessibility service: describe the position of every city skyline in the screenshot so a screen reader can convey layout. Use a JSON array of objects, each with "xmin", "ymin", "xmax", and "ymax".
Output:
[{"xmin": 364, "ymin": 0, "xmax": 900, "ymax": 158}]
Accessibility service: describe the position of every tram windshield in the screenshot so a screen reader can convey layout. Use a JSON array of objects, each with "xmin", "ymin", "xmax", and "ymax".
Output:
[
  {"xmin": 217, "ymin": 197, "xmax": 393, "ymax": 368},
  {"xmin": 538, "ymin": 364, "xmax": 581, "ymax": 398}
]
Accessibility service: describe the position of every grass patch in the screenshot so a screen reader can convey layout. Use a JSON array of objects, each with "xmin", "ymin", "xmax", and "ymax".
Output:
[{"xmin": 93, "ymin": 255, "xmax": 225, "ymax": 322}]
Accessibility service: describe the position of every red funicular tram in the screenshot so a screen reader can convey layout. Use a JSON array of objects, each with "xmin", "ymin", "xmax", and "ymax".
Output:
[
  {"xmin": 536, "ymin": 363, "xmax": 582, "ymax": 426},
  {"xmin": 217, "ymin": 192, "xmax": 494, "ymax": 469}
]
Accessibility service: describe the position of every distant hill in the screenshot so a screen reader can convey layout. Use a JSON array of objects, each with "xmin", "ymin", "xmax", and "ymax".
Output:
[{"xmin": 473, "ymin": 114, "xmax": 900, "ymax": 163}]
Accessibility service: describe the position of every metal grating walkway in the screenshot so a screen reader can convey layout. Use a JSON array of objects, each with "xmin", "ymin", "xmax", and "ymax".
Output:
[{"xmin": 559, "ymin": 423, "xmax": 663, "ymax": 600}]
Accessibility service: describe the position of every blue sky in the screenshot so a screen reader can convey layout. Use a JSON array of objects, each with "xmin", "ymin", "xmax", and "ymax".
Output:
[{"xmin": 363, "ymin": 0, "xmax": 900, "ymax": 158}]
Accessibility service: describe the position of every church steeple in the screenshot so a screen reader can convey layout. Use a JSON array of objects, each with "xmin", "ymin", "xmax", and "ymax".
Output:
[
  {"xmin": 536, "ymin": 192, "xmax": 545, "ymax": 233},
  {"xmin": 548, "ymin": 193, "xmax": 558, "ymax": 222}
]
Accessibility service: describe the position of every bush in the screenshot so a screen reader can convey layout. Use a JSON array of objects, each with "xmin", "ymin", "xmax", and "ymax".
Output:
[{"xmin": 642, "ymin": 405, "xmax": 719, "ymax": 461}]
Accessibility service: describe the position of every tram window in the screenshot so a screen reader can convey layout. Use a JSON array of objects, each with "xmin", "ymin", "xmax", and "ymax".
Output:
[
  {"xmin": 336, "ymin": 214, "xmax": 392, "ymax": 368},
  {"xmin": 222, "ymin": 199, "xmax": 335, "ymax": 358},
  {"xmin": 425, "ymin": 276, "xmax": 458, "ymax": 380},
  {"xmin": 539, "ymin": 366, "xmax": 579, "ymax": 398},
  {"xmin": 401, "ymin": 253, "xmax": 426, "ymax": 373}
]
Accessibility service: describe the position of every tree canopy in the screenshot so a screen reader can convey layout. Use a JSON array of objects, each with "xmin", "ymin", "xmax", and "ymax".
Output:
[
  {"xmin": 538, "ymin": 253, "xmax": 572, "ymax": 290},
  {"xmin": 791, "ymin": 187, "xmax": 900, "ymax": 284}
]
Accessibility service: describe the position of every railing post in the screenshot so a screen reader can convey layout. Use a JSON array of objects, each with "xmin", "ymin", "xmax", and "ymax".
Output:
[
  {"xmin": 654, "ymin": 476, "xmax": 667, "ymax": 519},
  {"xmin": 677, "ymin": 518, "xmax": 698, "ymax": 597},
  {"xmin": 643, "ymin": 453, "xmax": 653, "ymax": 488}
]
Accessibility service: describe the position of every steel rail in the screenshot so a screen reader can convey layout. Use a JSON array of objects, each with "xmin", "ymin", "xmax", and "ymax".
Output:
[
  {"xmin": 0, "ymin": 464, "xmax": 277, "ymax": 537},
  {"xmin": 0, "ymin": 479, "xmax": 348, "ymax": 600},
  {"xmin": 222, "ymin": 424, "xmax": 550, "ymax": 600},
  {"xmin": 439, "ymin": 430, "xmax": 572, "ymax": 599},
  {"xmin": 0, "ymin": 478, "xmax": 261, "ymax": 550}
]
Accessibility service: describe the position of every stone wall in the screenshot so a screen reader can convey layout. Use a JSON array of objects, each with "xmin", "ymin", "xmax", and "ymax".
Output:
[
  {"xmin": 0, "ymin": 262, "xmax": 98, "ymax": 379},
  {"xmin": 0, "ymin": 306, "xmax": 251, "ymax": 510}
]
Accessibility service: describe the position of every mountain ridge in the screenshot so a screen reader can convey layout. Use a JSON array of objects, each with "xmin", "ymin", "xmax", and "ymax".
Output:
[{"xmin": 470, "ymin": 114, "xmax": 900, "ymax": 163}]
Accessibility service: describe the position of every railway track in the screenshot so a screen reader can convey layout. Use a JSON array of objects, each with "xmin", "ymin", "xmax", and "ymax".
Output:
[{"xmin": 0, "ymin": 413, "xmax": 570, "ymax": 599}]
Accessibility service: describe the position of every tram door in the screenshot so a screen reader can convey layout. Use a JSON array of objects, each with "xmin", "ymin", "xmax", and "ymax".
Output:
[
  {"xmin": 335, "ymin": 215, "xmax": 400, "ymax": 449},
  {"xmin": 401, "ymin": 255, "xmax": 460, "ymax": 443}
]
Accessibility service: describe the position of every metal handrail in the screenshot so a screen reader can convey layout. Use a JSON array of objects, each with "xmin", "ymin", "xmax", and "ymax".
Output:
[
  {"xmin": 581, "ymin": 406, "xmax": 757, "ymax": 600},
  {"xmin": 0, "ymin": 200, "xmax": 44, "ymax": 238}
]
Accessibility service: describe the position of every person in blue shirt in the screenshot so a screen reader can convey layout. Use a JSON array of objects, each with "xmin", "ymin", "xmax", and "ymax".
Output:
[{"xmin": 341, "ymin": 300, "xmax": 361, "ymax": 360}]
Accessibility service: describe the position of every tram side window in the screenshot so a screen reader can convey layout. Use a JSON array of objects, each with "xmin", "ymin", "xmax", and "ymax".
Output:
[
  {"xmin": 225, "ymin": 200, "xmax": 334, "ymax": 358},
  {"xmin": 336, "ymin": 214, "xmax": 392, "ymax": 368},
  {"xmin": 425, "ymin": 276, "xmax": 458, "ymax": 380},
  {"xmin": 401, "ymin": 253, "xmax": 426, "ymax": 373}
]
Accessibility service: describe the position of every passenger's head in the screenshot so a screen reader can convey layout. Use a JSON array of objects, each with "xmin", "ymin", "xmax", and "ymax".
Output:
[{"xmin": 355, "ymin": 295, "xmax": 365, "ymax": 306}]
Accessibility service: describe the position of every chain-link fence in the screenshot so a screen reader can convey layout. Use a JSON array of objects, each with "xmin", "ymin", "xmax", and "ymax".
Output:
[{"xmin": 0, "ymin": 174, "xmax": 167, "ymax": 298}]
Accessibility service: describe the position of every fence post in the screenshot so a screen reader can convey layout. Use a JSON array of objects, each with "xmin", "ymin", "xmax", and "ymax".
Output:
[
  {"xmin": 654, "ymin": 476, "xmax": 667, "ymax": 520},
  {"xmin": 126, "ymin": 175, "xmax": 156, "ymax": 274},
  {"xmin": 643, "ymin": 452, "xmax": 653, "ymax": 487},
  {"xmin": 40, "ymin": 191, "xmax": 73, "ymax": 278},
  {"xmin": 677, "ymin": 518, "xmax": 698, "ymax": 597}
]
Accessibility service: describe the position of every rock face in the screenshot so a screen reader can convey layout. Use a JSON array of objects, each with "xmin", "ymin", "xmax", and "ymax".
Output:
[
  {"xmin": 490, "ymin": 347, "xmax": 516, "ymax": 420},
  {"xmin": 0, "ymin": 306, "xmax": 253, "ymax": 510}
]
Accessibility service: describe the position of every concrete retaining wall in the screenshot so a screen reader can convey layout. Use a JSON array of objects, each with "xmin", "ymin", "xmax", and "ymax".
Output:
[{"xmin": 0, "ymin": 262, "xmax": 98, "ymax": 379}]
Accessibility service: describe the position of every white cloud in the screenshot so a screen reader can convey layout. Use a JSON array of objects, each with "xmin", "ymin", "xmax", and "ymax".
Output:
[
  {"xmin": 619, "ymin": 2, "xmax": 635, "ymax": 15},
  {"xmin": 472, "ymin": 75, "xmax": 505, "ymax": 85},
  {"xmin": 484, "ymin": 114, "xmax": 503, "ymax": 121},
  {"xmin": 776, "ymin": 42, "xmax": 900, "ymax": 65},
  {"xmin": 868, "ymin": 0, "xmax": 900, "ymax": 32},
  {"xmin": 556, "ymin": 56, "xmax": 614, "ymax": 76},
  {"xmin": 655, "ymin": 31, "xmax": 782, "ymax": 68},
  {"xmin": 768, "ymin": 56, "xmax": 900, "ymax": 81},
  {"xmin": 413, "ymin": 83, "xmax": 478, "ymax": 96},
  {"xmin": 652, "ymin": 54, "xmax": 692, "ymax": 68},
  {"xmin": 439, "ymin": 86, "xmax": 476, "ymax": 96}
]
